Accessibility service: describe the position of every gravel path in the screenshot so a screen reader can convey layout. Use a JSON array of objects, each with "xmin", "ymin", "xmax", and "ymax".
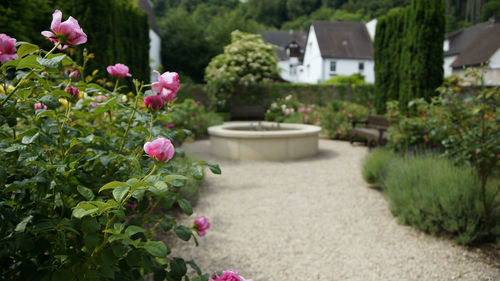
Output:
[{"xmin": 163, "ymin": 139, "xmax": 500, "ymax": 281}]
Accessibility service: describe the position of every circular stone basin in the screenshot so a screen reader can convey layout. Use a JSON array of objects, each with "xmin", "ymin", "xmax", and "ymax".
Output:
[{"xmin": 208, "ymin": 121, "xmax": 321, "ymax": 161}]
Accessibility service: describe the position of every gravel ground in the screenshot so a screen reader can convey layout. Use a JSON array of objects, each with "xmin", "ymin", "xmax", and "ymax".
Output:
[{"xmin": 160, "ymin": 139, "xmax": 500, "ymax": 281}]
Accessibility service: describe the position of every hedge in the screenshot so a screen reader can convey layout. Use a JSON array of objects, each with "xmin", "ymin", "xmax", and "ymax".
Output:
[
  {"xmin": 0, "ymin": 0, "xmax": 150, "ymax": 82},
  {"xmin": 177, "ymin": 83, "xmax": 375, "ymax": 110}
]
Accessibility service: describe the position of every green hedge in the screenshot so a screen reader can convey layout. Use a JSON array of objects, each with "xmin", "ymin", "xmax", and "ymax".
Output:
[
  {"xmin": 0, "ymin": 0, "xmax": 150, "ymax": 82},
  {"xmin": 177, "ymin": 83, "xmax": 375, "ymax": 110}
]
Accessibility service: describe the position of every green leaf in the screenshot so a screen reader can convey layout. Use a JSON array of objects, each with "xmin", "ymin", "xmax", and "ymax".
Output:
[
  {"xmin": 21, "ymin": 132, "xmax": 39, "ymax": 144},
  {"xmin": 190, "ymin": 165, "xmax": 204, "ymax": 180},
  {"xmin": 192, "ymin": 274, "xmax": 210, "ymax": 281},
  {"xmin": 15, "ymin": 215, "xmax": 33, "ymax": 232},
  {"xmin": 170, "ymin": 258, "xmax": 187, "ymax": 277},
  {"xmin": 77, "ymin": 185, "xmax": 95, "ymax": 200},
  {"xmin": 161, "ymin": 195, "xmax": 177, "ymax": 210},
  {"xmin": 39, "ymin": 95, "xmax": 60, "ymax": 109},
  {"xmin": 206, "ymin": 163, "xmax": 221, "ymax": 174},
  {"xmin": 17, "ymin": 55, "xmax": 41, "ymax": 69},
  {"xmin": 72, "ymin": 203, "xmax": 99, "ymax": 219},
  {"xmin": 125, "ymin": 225, "xmax": 146, "ymax": 237},
  {"xmin": 177, "ymin": 199, "xmax": 193, "ymax": 216},
  {"xmin": 149, "ymin": 181, "xmax": 169, "ymax": 197},
  {"xmin": 35, "ymin": 109, "xmax": 56, "ymax": 120},
  {"xmin": 174, "ymin": 226, "xmax": 191, "ymax": 241},
  {"xmin": 17, "ymin": 43, "xmax": 39, "ymax": 58},
  {"xmin": 99, "ymin": 181, "xmax": 128, "ymax": 192},
  {"xmin": 145, "ymin": 241, "xmax": 168, "ymax": 257},
  {"xmin": 186, "ymin": 260, "xmax": 202, "ymax": 275},
  {"xmin": 36, "ymin": 55, "xmax": 65, "ymax": 69},
  {"xmin": 112, "ymin": 186, "xmax": 130, "ymax": 203}
]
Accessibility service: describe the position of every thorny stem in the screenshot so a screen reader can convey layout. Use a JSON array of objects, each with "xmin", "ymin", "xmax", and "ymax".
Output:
[{"xmin": 118, "ymin": 83, "xmax": 143, "ymax": 153}]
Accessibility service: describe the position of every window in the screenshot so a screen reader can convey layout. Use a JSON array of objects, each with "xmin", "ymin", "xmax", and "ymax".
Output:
[
  {"xmin": 358, "ymin": 62, "xmax": 364, "ymax": 72},
  {"xmin": 330, "ymin": 61, "xmax": 336, "ymax": 72}
]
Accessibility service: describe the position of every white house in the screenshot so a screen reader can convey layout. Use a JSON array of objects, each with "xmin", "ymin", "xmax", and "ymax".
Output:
[
  {"xmin": 443, "ymin": 17, "xmax": 500, "ymax": 85},
  {"xmin": 262, "ymin": 30, "xmax": 307, "ymax": 83},
  {"xmin": 137, "ymin": 0, "xmax": 161, "ymax": 82},
  {"xmin": 298, "ymin": 20, "xmax": 375, "ymax": 84}
]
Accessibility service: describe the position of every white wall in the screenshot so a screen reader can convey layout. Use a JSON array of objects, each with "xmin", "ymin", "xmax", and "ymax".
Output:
[
  {"xmin": 365, "ymin": 19, "xmax": 377, "ymax": 41},
  {"xmin": 443, "ymin": 55, "xmax": 457, "ymax": 77},
  {"xmin": 149, "ymin": 30, "xmax": 161, "ymax": 82},
  {"xmin": 278, "ymin": 57, "xmax": 301, "ymax": 83},
  {"xmin": 322, "ymin": 59, "xmax": 374, "ymax": 83},
  {"xmin": 489, "ymin": 48, "xmax": 500, "ymax": 69},
  {"xmin": 300, "ymin": 26, "xmax": 324, "ymax": 83}
]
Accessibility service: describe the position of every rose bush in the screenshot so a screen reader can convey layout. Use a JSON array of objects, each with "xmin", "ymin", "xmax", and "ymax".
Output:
[{"xmin": 0, "ymin": 10, "xmax": 238, "ymax": 281}]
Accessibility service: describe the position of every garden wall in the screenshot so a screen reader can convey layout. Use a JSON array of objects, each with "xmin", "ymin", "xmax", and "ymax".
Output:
[{"xmin": 177, "ymin": 83, "xmax": 375, "ymax": 109}]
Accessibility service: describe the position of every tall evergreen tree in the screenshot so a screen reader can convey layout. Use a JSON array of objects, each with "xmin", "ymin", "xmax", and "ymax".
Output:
[
  {"xmin": 399, "ymin": 0, "xmax": 445, "ymax": 111},
  {"xmin": 374, "ymin": 7, "xmax": 408, "ymax": 114}
]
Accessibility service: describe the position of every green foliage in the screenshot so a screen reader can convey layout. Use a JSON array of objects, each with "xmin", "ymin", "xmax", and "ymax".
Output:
[
  {"xmin": 0, "ymin": 35, "xmax": 217, "ymax": 280},
  {"xmin": 383, "ymin": 154, "xmax": 499, "ymax": 245},
  {"xmin": 204, "ymin": 31, "xmax": 279, "ymax": 109},
  {"xmin": 322, "ymin": 73, "xmax": 366, "ymax": 85},
  {"xmin": 165, "ymin": 99, "xmax": 223, "ymax": 138},
  {"xmin": 0, "ymin": 0, "xmax": 151, "ymax": 83},
  {"xmin": 317, "ymin": 100, "xmax": 369, "ymax": 139},
  {"xmin": 399, "ymin": 0, "xmax": 445, "ymax": 112},
  {"xmin": 373, "ymin": 7, "xmax": 408, "ymax": 114},
  {"xmin": 362, "ymin": 148, "xmax": 394, "ymax": 187},
  {"xmin": 480, "ymin": 0, "xmax": 500, "ymax": 21}
]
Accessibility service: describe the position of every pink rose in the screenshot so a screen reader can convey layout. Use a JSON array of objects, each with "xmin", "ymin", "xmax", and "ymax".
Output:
[
  {"xmin": 34, "ymin": 103, "xmax": 47, "ymax": 110},
  {"xmin": 196, "ymin": 101, "xmax": 202, "ymax": 106},
  {"xmin": 69, "ymin": 70, "xmax": 79, "ymax": 79},
  {"xmin": 348, "ymin": 113, "xmax": 353, "ymax": 118},
  {"xmin": 41, "ymin": 10, "xmax": 87, "ymax": 50},
  {"xmin": 65, "ymin": 86, "xmax": 79, "ymax": 99},
  {"xmin": 144, "ymin": 95, "xmax": 164, "ymax": 111},
  {"xmin": 125, "ymin": 201, "xmax": 138, "ymax": 211},
  {"xmin": 0, "ymin": 34, "xmax": 18, "ymax": 63},
  {"xmin": 143, "ymin": 137, "xmax": 175, "ymax": 162},
  {"xmin": 152, "ymin": 70, "xmax": 180, "ymax": 103},
  {"xmin": 167, "ymin": 124, "xmax": 175, "ymax": 129},
  {"xmin": 194, "ymin": 216, "xmax": 210, "ymax": 237},
  {"xmin": 209, "ymin": 270, "xmax": 251, "ymax": 281},
  {"xmin": 107, "ymin": 63, "xmax": 132, "ymax": 78}
]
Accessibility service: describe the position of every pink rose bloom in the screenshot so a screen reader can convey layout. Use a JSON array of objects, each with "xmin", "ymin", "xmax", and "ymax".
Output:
[
  {"xmin": 143, "ymin": 137, "xmax": 175, "ymax": 162},
  {"xmin": 0, "ymin": 34, "xmax": 18, "ymax": 63},
  {"xmin": 167, "ymin": 124, "xmax": 175, "ymax": 129},
  {"xmin": 69, "ymin": 70, "xmax": 79, "ymax": 79},
  {"xmin": 107, "ymin": 63, "xmax": 132, "ymax": 78},
  {"xmin": 144, "ymin": 95, "xmax": 164, "ymax": 111},
  {"xmin": 196, "ymin": 101, "xmax": 202, "ymax": 106},
  {"xmin": 348, "ymin": 113, "xmax": 353, "ymax": 118},
  {"xmin": 209, "ymin": 270, "xmax": 252, "ymax": 281},
  {"xmin": 34, "ymin": 103, "xmax": 47, "ymax": 110},
  {"xmin": 65, "ymin": 86, "xmax": 79, "ymax": 99},
  {"xmin": 41, "ymin": 10, "xmax": 87, "ymax": 50},
  {"xmin": 152, "ymin": 71, "xmax": 180, "ymax": 103},
  {"xmin": 125, "ymin": 202, "xmax": 138, "ymax": 211},
  {"xmin": 194, "ymin": 216, "xmax": 210, "ymax": 236}
]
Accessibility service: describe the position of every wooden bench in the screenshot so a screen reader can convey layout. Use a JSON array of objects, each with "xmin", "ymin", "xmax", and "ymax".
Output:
[{"xmin": 349, "ymin": 115, "xmax": 390, "ymax": 147}]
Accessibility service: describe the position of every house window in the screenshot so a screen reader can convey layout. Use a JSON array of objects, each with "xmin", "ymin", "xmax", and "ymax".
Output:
[
  {"xmin": 359, "ymin": 62, "xmax": 364, "ymax": 72},
  {"xmin": 330, "ymin": 61, "xmax": 336, "ymax": 73}
]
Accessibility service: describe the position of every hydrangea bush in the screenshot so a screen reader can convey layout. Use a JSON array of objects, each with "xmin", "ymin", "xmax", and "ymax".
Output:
[
  {"xmin": 0, "ymin": 10, "xmax": 246, "ymax": 281},
  {"xmin": 204, "ymin": 30, "xmax": 279, "ymax": 110}
]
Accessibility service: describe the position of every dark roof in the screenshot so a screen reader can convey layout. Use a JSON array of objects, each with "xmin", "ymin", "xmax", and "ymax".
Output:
[
  {"xmin": 261, "ymin": 30, "xmax": 307, "ymax": 60},
  {"xmin": 450, "ymin": 21, "xmax": 500, "ymax": 68},
  {"xmin": 445, "ymin": 22, "xmax": 489, "ymax": 56},
  {"xmin": 311, "ymin": 20, "xmax": 373, "ymax": 59},
  {"xmin": 137, "ymin": 0, "xmax": 160, "ymax": 34}
]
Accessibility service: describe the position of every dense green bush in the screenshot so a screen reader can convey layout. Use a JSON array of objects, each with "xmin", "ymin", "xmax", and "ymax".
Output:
[
  {"xmin": 0, "ymin": 14, "xmax": 218, "ymax": 280},
  {"xmin": 177, "ymin": 83, "xmax": 374, "ymax": 112},
  {"xmin": 321, "ymin": 73, "xmax": 366, "ymax": 85},
  {"xmin": 164, "ymin": 99, "xmax": 223, "ymax": 138},
  {"xmin": 0, "ymin": 0, "xmax": 151, "ymax": 82},
  {"xmin": 383, "ymin": 155, "xmax": 499, "ymax": 245},
  {"xmin": 362, "ymin": 148, "xmax": 394, "ymax": 188},
  {"xmin": 317, "ymin": 100, "xmax": 369, "ymax": 140}
]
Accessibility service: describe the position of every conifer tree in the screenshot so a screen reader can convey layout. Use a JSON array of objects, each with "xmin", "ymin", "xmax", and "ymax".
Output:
[{"xmin": 399, "ymin": 0, "xmax": 445, "ymax": 111}]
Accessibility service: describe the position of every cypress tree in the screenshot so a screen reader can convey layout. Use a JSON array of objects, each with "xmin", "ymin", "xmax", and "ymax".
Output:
[
  {"xmin": 399, "ymin": 0, "xmax": 445, "ymax": 112},
  {"xmin": 374, "ymin": 7, "xmax": 408, "ymax": 114}
]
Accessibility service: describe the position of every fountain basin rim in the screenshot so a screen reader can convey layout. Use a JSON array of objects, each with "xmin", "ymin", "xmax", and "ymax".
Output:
[{"xmin": 208, "ymin": 121, "xmax": 321, "ymax": 139}]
